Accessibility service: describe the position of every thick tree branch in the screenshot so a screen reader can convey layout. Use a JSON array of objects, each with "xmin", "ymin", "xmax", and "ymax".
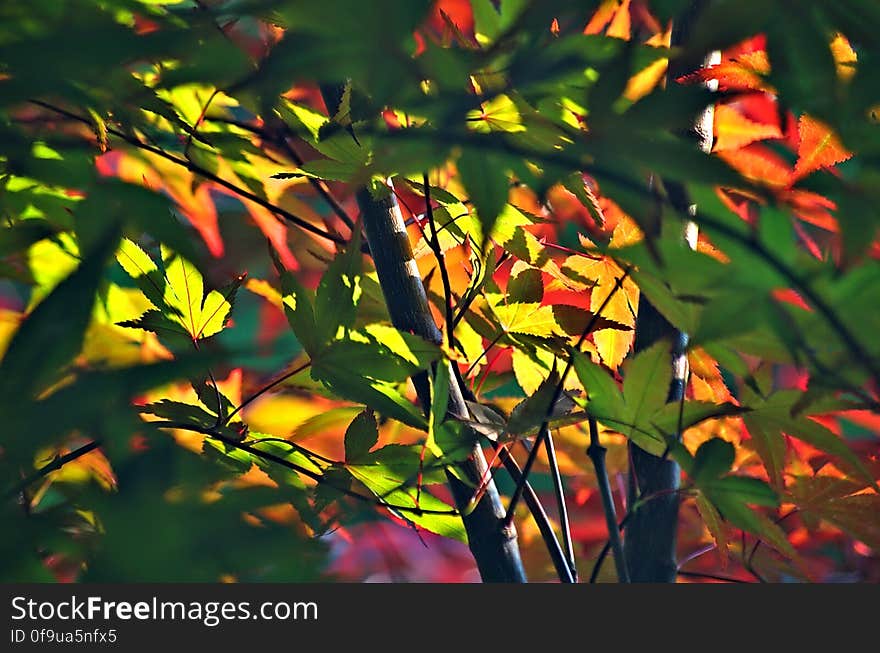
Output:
[
  {"xmin": 452, "ymin": 364, "xmax": 574, "ymax": 583},
  {"xmin": 356, "ymin": 183, "xmax": 526, "ymax": 582},
  {"xmin": 624, "ymin": 1, "xmax": 716, "ymax": 583}
]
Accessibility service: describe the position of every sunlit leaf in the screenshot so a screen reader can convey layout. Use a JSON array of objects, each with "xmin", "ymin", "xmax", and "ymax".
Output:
[
  {"xmin": 792, "ymin": 114, "xmax": 853, "ymax": 181},
  {"xmin": 713, "ymin": 103, "xmax": 782, "ymax": 152},
  {"xmin": 622, "ymin": 342, "xmax": 672, "ymax": 451},
  {"xmin": 695, "ymin": 492, "xmax": 729, "ymax": 567},
  {"xmin": 346, "ymin": 461, "xmax": 466, "ymax": 542},
  {"xmin": 0, "ymin": 225, "xmax": 119, "ymax": 401},
  {"xmin": 457, "ymin": 150, "xmax": 509, "ymax": 244}
]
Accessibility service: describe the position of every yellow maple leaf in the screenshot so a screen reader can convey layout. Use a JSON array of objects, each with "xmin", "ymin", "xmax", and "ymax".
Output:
[{"xmin": 565, "ymin": 218, "xmax": 641, "ymax": 369}]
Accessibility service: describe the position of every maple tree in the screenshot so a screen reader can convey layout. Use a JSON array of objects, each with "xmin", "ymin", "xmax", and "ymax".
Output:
[{"xmin": 1, "ymin": 0, "xmax": 879, "ymax": 584}]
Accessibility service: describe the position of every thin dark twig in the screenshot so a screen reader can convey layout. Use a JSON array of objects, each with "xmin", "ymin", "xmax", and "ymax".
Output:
[
  {"xmin": 29, "ymin": 100, "xmax": 345, "ymax": 245},
  {"xmin": 696, "ymin": 212, "xmax": 880, "ymax": 390},
  {"xmin": 224, "ymin": 360, "xmax": 312, "ymax": 425},
  {"xmin": 746, "ymin": 507, "xmax": 799, "ymax": 569},
  {"xmin": 543, "ymin": 426, "xmax": 577, "ymax": 580},
  {"xmin": 452, "ymin": 365, "xmax": 573, "ymax": 583},
  {"xmin": 739, "ymin": 530, "xmax": 765, "ymax": 583},
  {"xmin": 423, "ymin": 173, "xmax": 456, "ymax": 350},
  {"xmin": 503, "ymin": 266, "xmax": 632, "ymax": 527},
  {"xmin": 150, "ymin": 421, "xmax": 458, "ymax": 516},
  {"xmin": 243, "ymin": 435, "xmax": 336, "ymax": 466},
  {"xmin": 465, "ymin": 330, "xmax": 505, "ymax": 380},
  {"xmin": 677, "ymin": 570, "xmax": 750, "ymax": 583},
  {"xmin": 191, "ymin": 336, "xmax": 225, "ymax": 429},
  {"xmin": 451, "ymin": 251, "xmax": 486, "ymax": 330},
  {"xmin": 267, "ymin": 126, "xmax": 356, "ymax": 230},
  {"xmin": 496, "ymin": 444, "xmax": 575, "ymax": 583},
  {"xmin": 587, "ymin": 416, "xmax": 630, "ymax": 582},
  {"xmin": 183, "ymin": 88, "xmax": 219, "ymax": 155},
  {"xmin": 6, "ymin": 441, "xmax": 101, "ymax": 499}
]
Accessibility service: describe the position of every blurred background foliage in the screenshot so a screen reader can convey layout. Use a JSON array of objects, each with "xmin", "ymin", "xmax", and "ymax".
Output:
[{"xmin": 0, "ymin": 0, "xmax": 878, "ymax": 582}]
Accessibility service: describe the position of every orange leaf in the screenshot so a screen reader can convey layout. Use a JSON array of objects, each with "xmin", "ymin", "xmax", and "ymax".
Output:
[
  {"xmin": 433, "ymin": 0, "xmax": 473, "ymax": 30},
  {"xmin": 781, "ymin": 189, "xmax": 838, "ymax": 232},
  {"xmin": 694, "ymin": 229, "xmax": 732, "ymax": 263},
  {"xmin": 607, "ymin": 0, "xmax": 632, "ymax": 40},
  {"xmin": 609, "ymin": 213, "xmax": 643, "ymax": 248},
  {"xmin": 793, "ymin": 115, "xmax": 852, "ymax": 181},
  {"xmin": 716, "ymin": 144, "xmax": 792, "ymax": 188},
  {"xmin": 689, "ymin": 347, "xmax": 733, "ymax": 403},
  {"xmin": 590, "ymin": 256, "xmax": 638, "ymax": 369},
  {"xmin": 682, "ymin": 51, "xmax": 771, "ymax": 92},
  {"xmin": 624, "ymin": 57, "xmax": 668, "ymax": 102},
  {"xmin": 632, "ymin": 1, "xmax": 663, "ymax": 37},
  {"xmin": 568, "ymin": 218, "xmax": 641, "ymax": 369},
  {"xmin": 773, "ymin": 288, "xmax": 811, "ymax": 312},
  {"xmin": 830, "ymin": 33, "xmax": 857, "ymax": 81},
  {"xmin": 713, "ymin": 104, "xmax": 782, "ymax": 152},
  {"xmin": 62, "ymin": 446, "xmax": 117, "ymax": 490},
  {"xmin": 244, "ymin": 202, "xmax": 299, "ymax": 271},
  {"xmin": 716, "ymin": 188, "xmax": 760, "ymax": 224},
  {"xmin": 584, "ymin": 1, "xmax": 619, "ymax": 35},
  {"xmin": 97, "ymin": 151, "xmax": 225, "ymax": 257},
  {"xmin": 179, "ymin": 184, "xmax": 223, "ymax": 258}
]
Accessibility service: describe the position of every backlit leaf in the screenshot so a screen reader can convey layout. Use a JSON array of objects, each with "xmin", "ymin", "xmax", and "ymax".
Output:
[
  {"xmin": 713, "ymin": 103, "xmax": 782, "ymax": 152},
  {"xmin": 571, "ymin": 349, "xmax": 625, "ymax": 420},
  {"xmin": 705, "ymin": 490, "xmax": 797, "ymax": 560},
  {"xmin": 346, "ymin": 462, "xmax": 466, "ymax": 542},
  {"xmin": 792, "ymin": 114, "xmax": 852, "ymax": 181},
  {"xmin": 695, "ymin": 493, "xmax": 729, "ymax": 567},
  {"xmin": 0, "ymin": 225, "xmax": 119, "ymax": 401},
  {"xmin": 315, "ymin": 231, "xmax": 363, "ymax": 338},
  {"xmin": 622, "ymin": 342, "xmax": 672, "ymax": 450},
  {"xmin": 457, "ymin": 150, "xmax": 509, "ymax": 244}
]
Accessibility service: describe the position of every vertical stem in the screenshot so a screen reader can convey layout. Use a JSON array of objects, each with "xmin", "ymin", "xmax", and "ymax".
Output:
[
  {"xmin": 356, "ymin": 186, "xmax": 527, "ymax": 582},
  {"xmin": 624, "ymin": 0, "xmax": 717, "ymax": 582},
  {"xmin": 588, "ymin": 417, "xmax": 629, "ymax": 582},
  {"xmin": 496, "ymin": 443, "xmax": 575, "ymax": 583},
  {"xmin": 542, "ymin": 427, "xmax": 577, "ymax": 579},
  {"xmin": 452, "ymin": 365, "xmax": 573, "ymax": 583}
]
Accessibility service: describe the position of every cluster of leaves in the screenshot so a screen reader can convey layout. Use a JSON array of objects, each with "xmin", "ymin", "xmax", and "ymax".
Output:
[{"xmin": 0, "ymin": 0, "xmax": 878, "ymax": 583}]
